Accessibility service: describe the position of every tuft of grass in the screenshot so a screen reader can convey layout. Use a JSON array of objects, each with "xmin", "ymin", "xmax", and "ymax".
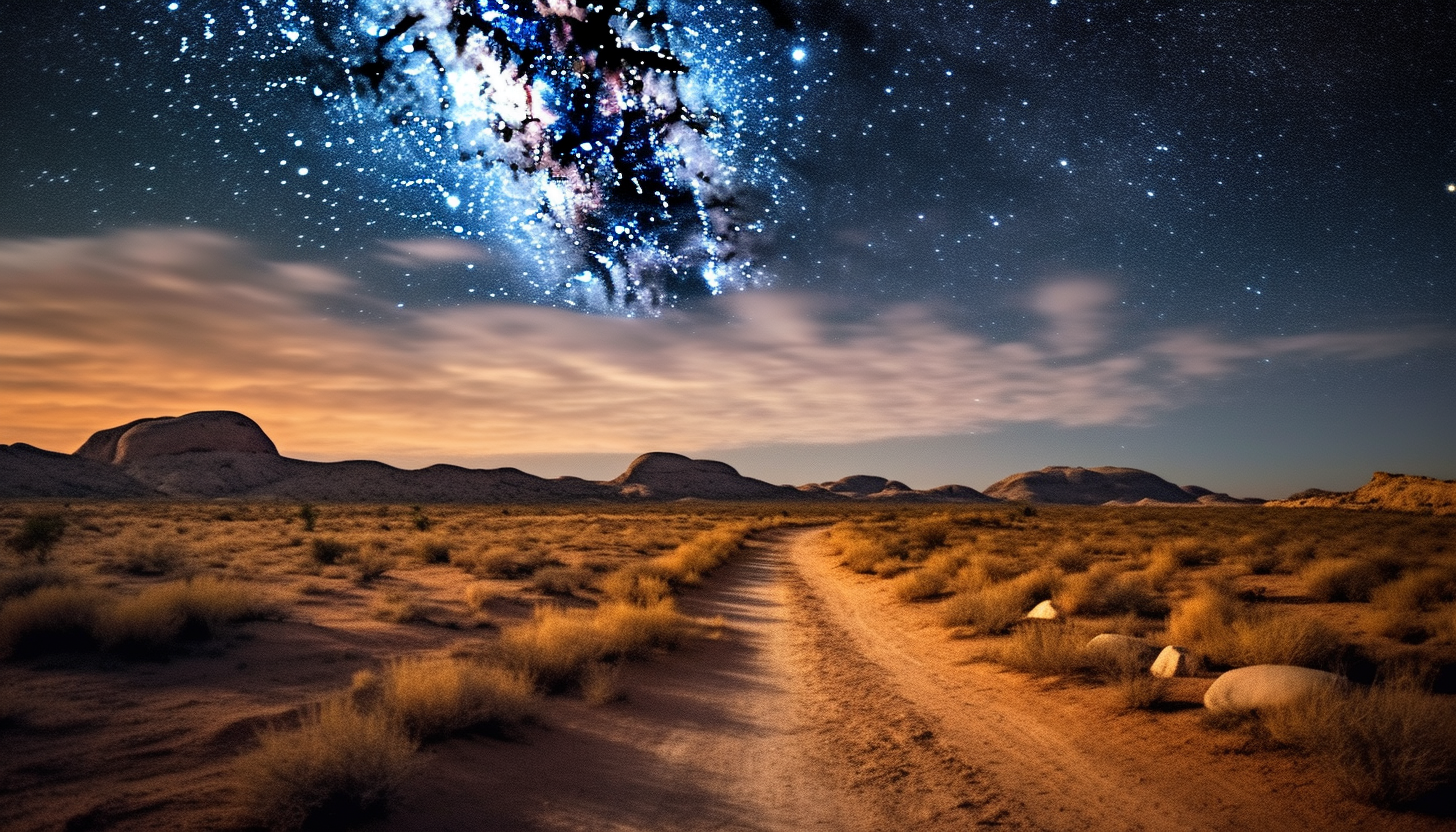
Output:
[
  {"xmin": 370, "ymin": 591, "xmax": 426, "ymax": 624},
  {"xmin": 411, "ymin": 539, "xmax": 451, "ymax": 565},
  {"xmin": 104, "ymin": 535, "xmax": 190, "ymax": 576},
  {"xmin": 95, "ymin": 577, "xmax": 277, "ymax": 652},
  {"xmin": 462, "ymin": 582, "xmax": 495, "ymax": 612},
  {"xmin": 597, "ymin": 570, "xmax": 672, "ymax": 606},
  {"xmin": 1168, "ymin": 586, "xmax": 1345, "ymax": 669},
  {"xmin": 0, "ymin": 585, "xmax": 110, "ymax": 658},
  {"xmin": 994, "ymin": 620, "xmax": 1097, "ymax": 676},
  {"xmin": 530, "ymin": 565, "xmax": 593, "ymax": 595},
  {"xmin": 940, "ymin": 567, "xmax": 1061, "ymax": 633},
  {"xmin": 1054, "ymin": 562, "xmax": 1167, "ymax": 618},
  {"xmin": 580, "ymin": 661, "xmax": 624, "ymax": 705},
  {"xmin": 496, "ymin": 599, "xmax": 691, "ymax": 691},
  {"xmin": 1301, "ymin": 558, "xmax": 1387, "ymax": 602},
  {"xmin": 309, "ymin": 537, "xmax": 354, "ymax": 566},
  {"xmin": 1261, "ymin": 681, "xmax": 1456, "ymax": 807},
  {"xmin": 345, "ymin": 548, "xmax": 395, "ymax": 583},
  {"xmin": 232, "ymin": 697, "xmax": 417, "ymax": 831},
  {"xmin": 297, "ymin": 504, "xmax": 318, "ymax": 532},
  {"xmin": 1048, "ymin": 541, "xmax": 1095, "ymax": 573},
  {"xmin": 376, "ymin": 655, "xmax": 535, "ymax": 740},
  {"xmin": 454, "ymin": 549, "xmax": 555, "ymax": 579},
  {"xmin": 0, "ymin": 564, "xmax": 72, "ymax": 602},
  {"xmin": 646, "ymin": 524, "xmax": 753, "ymax": 585},
  {"xmin": 5, "ymin": 513, "xmax": 67, "ymax": 563}
]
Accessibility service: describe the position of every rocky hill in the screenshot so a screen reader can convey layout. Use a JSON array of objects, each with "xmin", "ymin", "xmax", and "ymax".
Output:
[
  {"xmin": 1267, "ymin": 472, "xmax": 1456, "ymax": 515},
  {"xmin": 982, "ymin": 466, "xmax": 1262, "ymax": 506}
]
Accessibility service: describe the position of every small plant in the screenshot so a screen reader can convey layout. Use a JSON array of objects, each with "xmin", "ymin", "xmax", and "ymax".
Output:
[
  {"xmin": 371, "ymin": 590, "xmax": 425, "ymax": 623},
  {"xmin": 1301, "ymin": 558, "xmax": 1387, "ymax": 602},
  {"xmin": 376, "ymin": 655, "xmax": 535, "ymax": 740},
  {"xmin": 531, "ymin": 565, "xmax": 592, "ymax": 595},
  {"xmin": 463, "ymin": 582, "xmax": 495, "ymax": 612},
  {"xmin": 994, "ymin": 621, "xmax": 1097, "ymax": 676},
  {"xmin": 413, "ymin": 539, "xmax": 450, "ymax": 564},
  {"xmin": 106, "ymin": 535, "xmax": 188, "ymax": 576},
  {"xmin": 232, "ymin": 697, "xmax": 418, "ymax": 830},
  {"xmin": 410, "ymin": 506, "xmax": 432, "ymax": 532},
  {"xmin": 297, "ymin": 504, "xmax": 318, "ymax": 532},
  {"xmin": 5, "ymin": 513, "xmax": 67, "ymax": 563},
  {"xmin": 0, "ymin": 585, "xmax": 110, "ymax": 658},
  {"xmin": 309, "ymin": 537, "xmax": 354, "ymax": 566}
]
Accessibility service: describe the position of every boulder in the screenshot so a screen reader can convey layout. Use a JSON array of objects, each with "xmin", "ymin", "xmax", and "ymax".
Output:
[
  {"xmin": 1025, "ymin": 600, "xmax": 1059, "ymax": 620},
  {"xmin": 1150, "ymin": 645, "xmax": 1192, "ymax": 678},
  {"xmin": 1085, "ymin": 634, "xmax": 1159, "ymax": 667},
  {"xmin": 75, "ymin": 411, "xmax": 278, "ymax": 465},
  {"xmin": 1203, "ymin": 665, "xmax": 1344, "ymax": 714}
]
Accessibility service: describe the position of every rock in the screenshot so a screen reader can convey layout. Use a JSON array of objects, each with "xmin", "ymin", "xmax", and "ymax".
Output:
[
  {"xmin": 75, "ymin": 411, "xmax": 278, "ymax": 465},
  {"xmin": 1085, "ymin": 634, "xmax": 1159, "ymax": 666},
  {"xmin": 1150, "ymin": 645, "xmax": 1192, "ymax": 678},
  {"xmin": 1025, "ymin": 600, "xmax": 1059, "ymax": 620},
  {"xmin": 610, "ymin": 452, "xmax": 800, "ymax": 500},
  {"xmin": 1203, "ymin": 665, "xmax": 1344, "ymax": 713}
]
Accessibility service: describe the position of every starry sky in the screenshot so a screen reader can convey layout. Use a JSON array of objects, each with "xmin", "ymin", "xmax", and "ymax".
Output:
[{"xmin": 1, "ymin": 0, "xmax": 1453, "ymax": 498}]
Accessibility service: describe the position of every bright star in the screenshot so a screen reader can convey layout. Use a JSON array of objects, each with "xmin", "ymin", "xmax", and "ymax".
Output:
[{"xmin": 791, "ymin": 47, "xmax": 807, "ymax": 62}]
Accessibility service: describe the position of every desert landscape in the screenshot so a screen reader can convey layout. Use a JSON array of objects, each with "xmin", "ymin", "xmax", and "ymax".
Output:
[{"xmin": 2, "ymin": 413, "xmax": 1456, "ymax": 831}]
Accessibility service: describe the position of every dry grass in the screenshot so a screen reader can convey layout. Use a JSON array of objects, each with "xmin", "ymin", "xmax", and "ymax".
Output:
[
  {"xmin": 1301, "ymin": 557, "xmax": 1388, "ymax": 602},
  {"xmin": 994, "ymin": 621, "xmax": 1097, "ymax": 676},
  {"xmin": 372, "ymin": 655, "xmax": 536, "ymax": 740},
  {"xmin": 1054, "ymin": 562, "xmax": 1166, "ymax": 617},
  {"xmin": 232, "ymin": 697, "xmax": 418, "ymax": 830},
  {"xmin": 1168, "ymin": 585, "xmax": 1345, "ymax": 669},
  {"xmin": 1261, "ymin": 681, "xmax": 1456, "ymax": 807},
  {"xmin": 496, "ymin": 599, "xmax": 692, "ymax": 691},
  {"xmin": 940, "ymin": 567, "xmax": 1061, "ymax": 633},
  {"xmin": 0, "ymin": 585, "xmax": 111, "ymax": 658}
]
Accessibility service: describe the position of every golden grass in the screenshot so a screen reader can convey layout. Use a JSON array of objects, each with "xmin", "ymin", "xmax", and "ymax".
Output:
[
  {"xmin": 993, "ymin": 621, "xmax": 1097, "ymax": 676},
  {"xmin": 1167, "ymin": 586, "xmax": 1345, "ymax": 669},
  {"xmin": 1054, "ymin": 562, "xmax": 1166, "ymax": 617},
  {"xmin": 1261, "ymin": 681, "xmax": 1456, "ymax": 807},
  {"xmin": 0, "ymin": 585, "xmax": 111, "ymax": 658},
  {"xmin": 1300, "ymin": 557, "xmax": 1388, "ymax": 602},
  {"xmin": 232, "ymin": 697, "xmax": 418, "ymax": 830},
  {"xmin": 374, "ymin": 655, "xmax": 535, "ymax": 740},
  {"xmin": 940, "ymin": 567, "xmax": 1062, "ymax": 633}
]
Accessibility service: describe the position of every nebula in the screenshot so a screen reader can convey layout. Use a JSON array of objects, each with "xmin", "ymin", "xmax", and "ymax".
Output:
[{"xmin": 175, "ymin": 0, "xmax": 788, "ymax": 312}]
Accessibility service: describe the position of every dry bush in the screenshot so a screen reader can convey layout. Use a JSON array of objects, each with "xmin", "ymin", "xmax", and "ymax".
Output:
[
  {"xmin": 1301, "ymin": 558, "xmax": 1387, "ymax": 602},
  {"xmin": 462, "ymin": 582, "xmax": 495, "ymax": 612},
  {"xmin": 96, "ymin": 577, "xmax": 277, "ymax": 652},
  {"xmin": 1115, "ymin": 669, "xmax": 1172, "ymax": 710},
  {"xmin": 411, "ymin": 538, "xmax": 451, "ymax": 565},
  {"xmin": 0, "ymin": 564, "xmax": 72, "ymax": 602},
  {"xmin": 309, "ymin": 537, "xmax": 355, "ymax": 566},
  {"xmin": 940, "ymin": 567, "xmax": 1062, "ymax": 633},
  {"xmin": 530, "ymin": 565, "xmax": 593, "ymax": 595},
  {"xmin": 370, "ymin": 591, "xmax": 426, "ymax": 624},
  {"xmin": 344, "ymin": 548, "xmax": 395, "ymax": 583},
  {"xmin": 1366, "ymin": 567, "xmax": 1456, "ymax": 642},
  {"xmin": 837, "ymin": 534, "xmax": 904, "ymax": 575},
  {"xmin": 580, "ymin": 661, "xmax": 625, "ymax": 705},
  {"xmin": 454, "ymin": 548, "xmax": 555, "ymax": 579},
  {"xmin": 376, "ymin": 655, "xmax": 535, "ymax": 740},
  {"xmin": 597, "ymin": 570, "xmax": 672, "ymax": 606},
  {"xmin": 232, "ymin": 697, "xmax": 418, "ymax": 831},
  {"xmin": 1048, "ymin": 541, "xmax": 1095, "ymax": 573},
  {"xmin": 496, "ymin": 599, "xmax": 690, "ymax": 691},
  {"xmin": 5, "ymin": 513, "xmax": 67, "ymax": 563},
  {"xmin": 994, "ymin": 621, "xmax": 1097, "ymax": 676},
  {"xmin": 647, "ymin": 524, "xmax": 753, "ymax": 585},
  {"xmin": 0, "ymin": 585, "xmax": 110, "ymax": 658},
  {"xmin": 1055, "ymin": 562, "xmax": 1167, "ymax": 618},
  {"xmin": 1168, "ymin": 586, "xmax": 1344, "ymax": 669},
  {"xmin": 1262, "ymin": 682, "xmax": 1456, "ymax": 807},
  {"xmin": 102, "ymin": 535, "xmax": 190, "ymax": 576}
]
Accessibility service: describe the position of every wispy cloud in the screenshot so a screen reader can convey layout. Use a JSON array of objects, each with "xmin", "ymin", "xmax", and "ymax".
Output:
[
  {"xmin": 375, "ymin": 237, "xmax": 495, "ymax": 266},
  {"xmin": 1, "ymin": 230, "xmax": 1448, "ymax": 461}
]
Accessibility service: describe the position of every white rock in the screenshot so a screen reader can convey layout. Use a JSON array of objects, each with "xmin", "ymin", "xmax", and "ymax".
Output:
[
  {"xmin": 1150, "ymin": 645, "xmax": 1192, "ymax": 678},
  {"xmin": 1025, "ymin": 599, "xmax": 1059, "ymax": 620},
  {"xmin": 1085, "ymin": 634, "xmax": 1159, "ymax": 666},
  {"xmin": 1203, "ymin": 665, "xmax": 1343, "ymax": 713}
]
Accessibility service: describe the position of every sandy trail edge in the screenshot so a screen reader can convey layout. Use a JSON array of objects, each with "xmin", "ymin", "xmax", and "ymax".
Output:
[
  {"xmin": 372, "ymin": 527, "xmax": 1453, "ymax": 832},
  {"xmin": 785, "ymin": 527, "xmax": 1454, "ymax": 832}
]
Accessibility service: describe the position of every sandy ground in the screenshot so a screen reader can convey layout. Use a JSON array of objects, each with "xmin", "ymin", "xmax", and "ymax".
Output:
[
  {"xmin": 6, "ymin": 526, "xmax": 1454, "ymax": 830},
  {"xmin": 373, "ymin": 527, "xmax": 1456, "ymax": 832}
]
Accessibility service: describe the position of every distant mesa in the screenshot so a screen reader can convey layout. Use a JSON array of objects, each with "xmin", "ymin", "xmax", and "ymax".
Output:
[
  {"xmin": 611, "ymin": 452, "xmax": 799, "ymax": 501},
  {"xmin": 1268, "ymin": 471, "xmax": 1456, "ymax": 516},
  {"xmin": 982, "ymin": 466, "xmax": 1261, "ymax": 506},
  {"xmin": 74, "ymin": 411, "xmax": 279, "ymax": 465}
]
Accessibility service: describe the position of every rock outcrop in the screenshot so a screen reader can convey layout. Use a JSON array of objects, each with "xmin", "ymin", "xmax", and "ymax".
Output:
[
  {"xmin": 983, "ymin": 466, "xmax": 1259, "ymax": 506},
  {"xmin": 610, "ymin": 452, "xmax": 800, "ymax": 501},
  {"xmin": 1268, "ymin": 472, "xmax": 1456, "ymax": 516},
  {"xmin": 74, "ymin": 411, "xmax": 278, "ymax": 465},
  {"xmin": 0, "ymin": 443, "xmax": 157, "ymax": 498},
  {"xmin": 1203, "ymin": 665, "xmax": 1344, "ymax": 714}
]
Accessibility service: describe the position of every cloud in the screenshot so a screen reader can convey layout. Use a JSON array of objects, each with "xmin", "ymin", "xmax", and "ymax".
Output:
[
  {"xmin": 375, "ymin": 237, "xmax": 495, "ymax": 266},
  {"xmin": 1, "ymin": 230, "xmax": 1448, "ymax": 462}
]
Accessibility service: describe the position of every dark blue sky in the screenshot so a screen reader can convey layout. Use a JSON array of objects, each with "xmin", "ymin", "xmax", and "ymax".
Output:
[{"xmin": 1, "ymin": 1, "xmax": 1453, "ymax": 496}]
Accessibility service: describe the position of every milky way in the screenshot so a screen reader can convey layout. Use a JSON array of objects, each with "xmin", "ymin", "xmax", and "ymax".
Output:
[{"xmin": 170, "ymin": 0, "xmax": 805, "ymax": 312}]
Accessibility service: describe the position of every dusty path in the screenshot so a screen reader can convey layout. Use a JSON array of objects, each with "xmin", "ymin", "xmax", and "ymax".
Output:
[{"xmin": 376, "ymin": 527, "xmax": 1453, "ymax": 831}]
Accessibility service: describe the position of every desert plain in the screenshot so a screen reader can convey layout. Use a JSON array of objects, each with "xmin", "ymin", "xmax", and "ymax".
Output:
[{"xmin": 2, "ymin": 494, "xmax": 1455, "ymax": 832}]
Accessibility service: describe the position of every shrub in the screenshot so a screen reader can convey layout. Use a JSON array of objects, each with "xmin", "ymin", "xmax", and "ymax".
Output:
[
  {"xmin": 1261, "ymin": 682, "xmax": 1456, "ymax": 807},
  {"xmin": 530, "ymin": 566, "xmax": 592, "ymax": 595},
  {"xmin": 297, "ymin": 504, "xmax": 318, "ymax": 532},
  {"xmin": 5, "ymin": 514, "xmax": 67, "ymax": 563},
  {"xmin": 0, "ymin": 585, "xmax": 109, "ymax": 658},
  {"xmin": 579, "ymin": 661, "xmax": 624, "ymax": 705},
  {"xmin": 1301, "ymin": 558, "xmax": 1386, "ymax": 602},
  {"xmin": 412, "ymin": 539, "xmax": 451, "ymax": 565},
  {"xmin": 597, "ymin": 570, "xmax": 672, "ymax": 606},
  {"xmin": 105, "ymin": 535, "xmax": 189, "ymax": 576},
  {"xmin": 995, "ymin": 621, "xmax": 1097, "ymax": 676},
  {"xmin": 95, "ymin": 577, "xmax": 278, "ymax": 652},
  {"xmin": 1055, "ymin": 562, "xmax": 1166, "ymax": 617},
  {"xmin": 455, "ymin": 549, "xmax": 555, "ymax": 579},
  {"xmin": 647, "ymin": 524, "xmax": 751, "ymax": 585},
  {"xmin": 309, "ymin": 537, "xmax": 354, "ymax": 566},
  {"xmin": 940, "ymin": 567, "xmax": 1061, "ymax": 633},
  {"xmin": 1048, "ymin": 541, "xmax": 1095, "ymax": 573},
  {"xmin": 345, "ymin": 549, "xmax": 395, "ymax": 583},
  {"xmin": 496, "ymin": 600, "xmax": 690, "ymax": 691},
  {"xmin": 891, "ymin": 567, "xmax": 951, "ymax": 602},
  {"xmin": 0, "ymin": 564, "xmax": 71, "ymax": 602},
  {"xmin": 1168, "ymin": 587, "xmax": 1345, "ymax": 669},
  {"xmin": 232, "ymin": 697, "xmax": 417, "ymax": 830},
  {"xmin": 462, "ymin": 582, "xmax": 495, "ymax": 612},
  {"xmin": 371, "ymin": 591, "xmax": 426, "ymax": 624},
  {"xmin": 377, "ymin": 655, "xmax": 534, "ymax": 740}
]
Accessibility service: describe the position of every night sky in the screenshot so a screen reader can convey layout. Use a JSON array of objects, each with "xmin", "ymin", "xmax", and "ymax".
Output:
[{"xmin": 2, "ymin": 1, "xmax": 1453, "ymax": 497}]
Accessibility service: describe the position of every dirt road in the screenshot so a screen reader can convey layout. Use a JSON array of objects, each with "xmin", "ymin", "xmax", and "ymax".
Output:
[{"xmin": 376, "ymin": 527, "xmax": 1451, "ymax": 831}]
